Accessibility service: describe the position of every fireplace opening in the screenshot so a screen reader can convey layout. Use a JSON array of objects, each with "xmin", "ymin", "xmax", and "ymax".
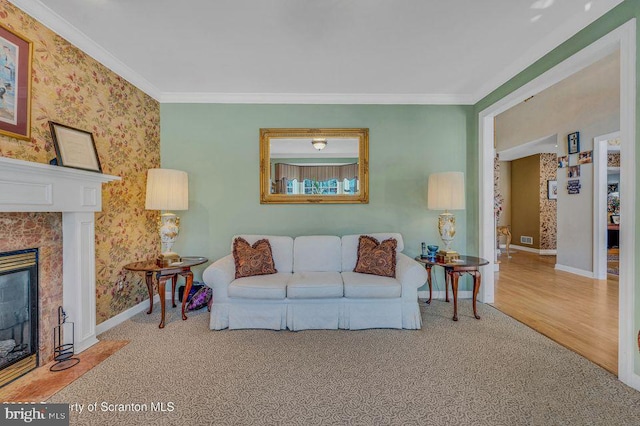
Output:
[{"xmin": 0, "ymin": 248, "xmax": 38, "ymax": 387}]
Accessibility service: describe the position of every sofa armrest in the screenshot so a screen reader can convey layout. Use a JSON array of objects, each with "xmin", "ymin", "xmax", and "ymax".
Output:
[
  {"xmin": 202, "ymin": 254, "xmax": 235, "ymax": 302},
  {"xmin": 396, "ymin": 252, "xmax": 428, "ymax": 300}
]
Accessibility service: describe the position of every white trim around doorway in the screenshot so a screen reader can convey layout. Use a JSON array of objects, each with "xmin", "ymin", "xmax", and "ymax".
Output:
[
  {"xmin": 593, "ymin": 132, "xmax": 620, "ymax": 280},
  {"xmin": 478, "ymin": 20, "xmax": 637, "ymax": 389}
]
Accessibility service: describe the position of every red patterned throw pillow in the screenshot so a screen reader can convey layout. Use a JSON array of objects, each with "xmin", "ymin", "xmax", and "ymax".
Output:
[
  {"xmin": 233, "ymin": 237, "xmax": 278, "ymax": 279},
  {"xmin": 354, "ymin": 235, "xmax": 397, "ymax": 278}
]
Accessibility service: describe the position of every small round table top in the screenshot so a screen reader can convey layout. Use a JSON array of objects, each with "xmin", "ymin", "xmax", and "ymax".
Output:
[
  {"xmin": 415, "ymin": 255, "xmax": 489, "ymax": 268},
  {"xmin": 123, "ymin": 256, "xmax": 208, "ymax": 272}
]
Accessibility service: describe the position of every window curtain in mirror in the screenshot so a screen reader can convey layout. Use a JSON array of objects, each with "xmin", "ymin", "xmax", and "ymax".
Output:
[{"xmin": 275, "ymin": 163, "xmax": 358, "ymax": 183}]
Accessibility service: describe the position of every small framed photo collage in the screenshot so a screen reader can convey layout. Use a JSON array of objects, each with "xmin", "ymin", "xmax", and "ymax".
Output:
[{"xmin": 557, "ymin": 131, "xmax": 592, "ymax": 195}]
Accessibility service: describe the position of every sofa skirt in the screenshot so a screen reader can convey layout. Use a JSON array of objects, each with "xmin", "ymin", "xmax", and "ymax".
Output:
[{"xmin": 210, "ymin": 298, "xmax": 422, "ymax": 331}]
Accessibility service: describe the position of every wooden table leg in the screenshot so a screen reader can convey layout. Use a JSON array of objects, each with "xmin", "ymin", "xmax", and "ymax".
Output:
[
  {"xmin": 171, "ymin": 274, "xmax": 177, "ymax": 308},
  {"xmin": 445, "ymin": 269, "xmax": 451, "ymax": 303},
  {"xmin": 472, "ymin": 271, "xmax": 481, "ymax": 319},
  {"xmin": 181, "ymin": 270, "xmax": 194, "ymax": 321},
  {"xmin": 156, "ymin": 274, "xmax": 170, "ymax": 329},
  {"xmin": 451, "ymin": 272, "xmax": 459, "ymax": 321},
  {"xmin": 425, "ymin": 265, "xmax": 433, "ymax": 304},
  {"xmin": 145, "ymin": 272, "xmax": 154, "ymax": 314}
]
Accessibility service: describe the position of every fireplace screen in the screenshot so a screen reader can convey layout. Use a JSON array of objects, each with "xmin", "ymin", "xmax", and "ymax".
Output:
[{"xmin": 0, "ymin": 249, "xmax": 38, "ymax": 387}]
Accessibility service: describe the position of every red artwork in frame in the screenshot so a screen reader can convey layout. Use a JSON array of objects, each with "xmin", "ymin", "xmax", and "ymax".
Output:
[{"xmin": 0, "ymin": 23, "xmax": 32, "ymax": 140}]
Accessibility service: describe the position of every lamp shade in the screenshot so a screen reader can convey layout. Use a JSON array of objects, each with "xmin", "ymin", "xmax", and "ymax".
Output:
[
  {"xmin": 145, "ymin": 168, "xmax": 189, "ymax": 211},
  {"xmin": 427, "ymin": 172, "xmax": 465, "ymax": 210}
]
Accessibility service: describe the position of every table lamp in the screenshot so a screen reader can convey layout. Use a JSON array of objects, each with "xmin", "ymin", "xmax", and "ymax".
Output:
[
  {"xmin": 427, "ymin": 171, "xmax": 465, "ymax": 262},
  {"xmin": 145, "ymin": 168, "xmax": 189, "ymax": 266}
]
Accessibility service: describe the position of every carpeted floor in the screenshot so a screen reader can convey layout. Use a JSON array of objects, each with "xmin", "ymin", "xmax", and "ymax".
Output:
[{"xmin": 49, "ymin": 301, "xmax": 640, "ymax": 425}]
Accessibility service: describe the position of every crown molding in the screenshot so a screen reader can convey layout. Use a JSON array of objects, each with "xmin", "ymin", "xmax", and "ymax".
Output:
[
  {"xmin": 9, "ymin": 0, "xmax": 162, "ymax": 101},
  {"xmin": 159, "ymin": 92, "xmax": 475, "ymax": 105}
]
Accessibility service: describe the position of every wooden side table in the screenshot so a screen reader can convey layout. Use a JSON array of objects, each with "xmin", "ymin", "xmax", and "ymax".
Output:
[
  {"xmin": 415, "ymin": 255, "xmax": 489, "ymax": 321},
  {"xmin": 123, "ymin": 256, "xmax": 208, "ymax": 328}
]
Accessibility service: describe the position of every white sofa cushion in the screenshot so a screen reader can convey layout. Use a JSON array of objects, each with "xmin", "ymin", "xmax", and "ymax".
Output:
[
  {"xmin": 341, "ymin": 233, "xmax": 404, "ymax": 272},
  {"xmin": 293, "ymin": 236, "xmax": 342, "ymax": 272},
  {"xmin": 341, "ymin": 271, "xmax": 402, "ymax": 298},
  {"xmin": 287, "ymin": 271, "xmax": 344, "ymax": 299},
  {"xmin": 233, "ymin": 235, "xmax": 294, "ymax": 273},
  {"xmin": 228, "ymin": 273, "xmax": 291, "ymax": 300}
]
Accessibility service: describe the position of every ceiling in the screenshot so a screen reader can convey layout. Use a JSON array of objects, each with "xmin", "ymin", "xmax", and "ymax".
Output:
[
  {"xmin": 10, "ymin": 0, "xmax": 624, "ymax": 103},
  {"xmin": 271, "ymin": 138, "xmax": 359, "ymax": 158},
  {"xmin": 496, "ymin": 50, "xmax": 619, "ymax": 159}
]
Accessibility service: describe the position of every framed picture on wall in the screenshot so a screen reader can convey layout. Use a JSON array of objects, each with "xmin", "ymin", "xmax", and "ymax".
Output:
[
  {"xmin": 567, "ymin": 165, "xmax": 580, "ymax": 178},
  {"xmin": 547, "ymin": 180, "xmax": 558, "ymax": 200},
  {"xmin": 557, "ymin": 156, "xmax": 568, "ymax": 168},
  {"xmin": 0, "ymin": 23, "xmax": 33, "ymax": 140},
  {"xmin": 578, "ymin": 150, "xmax": 593, "ymax": 164},
  {"xmin": 568, "ymin": 131, "xmax": 580, "ymax": 154}
]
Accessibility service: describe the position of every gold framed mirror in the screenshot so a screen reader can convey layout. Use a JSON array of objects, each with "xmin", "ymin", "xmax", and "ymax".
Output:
[{"xmin": 260, "ymin": 128, "xmax": 369, "ymax": 204}]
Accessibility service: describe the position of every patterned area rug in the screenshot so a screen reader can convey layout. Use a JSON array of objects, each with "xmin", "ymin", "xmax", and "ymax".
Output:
[
  {"xmin": 49, "ymin": 301, "xmax": 640, "ymax": 425},
  {"xmin": 608, "ymin": 254, "xmax": 619, "ymax": 275}
]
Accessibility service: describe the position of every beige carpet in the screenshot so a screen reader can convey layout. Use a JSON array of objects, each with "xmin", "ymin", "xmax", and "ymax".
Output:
[{"xmin": 49, "ymin": 301, "xmax": 640, "ymax": 425}]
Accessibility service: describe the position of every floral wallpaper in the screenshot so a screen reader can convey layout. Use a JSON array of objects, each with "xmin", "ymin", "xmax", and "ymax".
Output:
[
  {"xmin": 0, "ymin": 1, "xmax": 160, "ymax": 329},
  {"xmin": 539, "ymin": 153, "xmax": 557, "ymax": 250},
  {"xmin": 608, "ymin": 152, "xmax": 620, "ymax": 167}
]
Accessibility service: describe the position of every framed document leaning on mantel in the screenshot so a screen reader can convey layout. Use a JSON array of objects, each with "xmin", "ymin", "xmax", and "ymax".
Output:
[{"xmin": 49, "ymin": 121, "xmax": 103, "ymax": 173}]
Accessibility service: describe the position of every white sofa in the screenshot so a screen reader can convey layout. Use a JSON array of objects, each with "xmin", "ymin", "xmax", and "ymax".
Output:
[{"xmin": 203, "ymin": 233, "xmax": 428, "ymax": 331}]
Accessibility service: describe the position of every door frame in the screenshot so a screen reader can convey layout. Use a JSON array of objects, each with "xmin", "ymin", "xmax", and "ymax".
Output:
[
  {"xmin": 478, "ymin": 20, "xmax": 637, "ymax": 389},
  {"xmin": 593, "ymin": 132, "xmax": 620, "ymax": 280}
]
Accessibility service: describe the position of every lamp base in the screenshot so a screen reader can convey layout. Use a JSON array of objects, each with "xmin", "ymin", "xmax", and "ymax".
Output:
[{"xmin": 156, "ymin": 253, "xmax": 182, "ymax": 267}]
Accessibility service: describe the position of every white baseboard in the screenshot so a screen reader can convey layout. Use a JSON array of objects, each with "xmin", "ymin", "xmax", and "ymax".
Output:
[
  {"xmin": 620, "ymin": 371, "xmax": 640, "ymax": 392},
  {"xmin": 418, "ymin": 290, "xmax": 473, "ymax": 300},
  {"xmin": 630, "ymin": 372, "xmax": 640, "ymax": 391},
  {"xmin": 509, "ymin": 244, "xmax": 557, "ymax": 255},
  {"xmin": 554, "ymin": 264, "xmax": 594, "ymax": 279},
  {"xmin": 96, "ymin": 291, "xmax": 173, "ymax": 336}
]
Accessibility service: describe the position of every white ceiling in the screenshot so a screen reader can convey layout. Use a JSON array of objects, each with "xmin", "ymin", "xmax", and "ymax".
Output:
[
  {"xmin": 10, "ymin": 0, "xmax": 624, "ymax": 103},
  {"xmin": 271, "ymin": 138, "xmax": 359, "ymax": 158}
]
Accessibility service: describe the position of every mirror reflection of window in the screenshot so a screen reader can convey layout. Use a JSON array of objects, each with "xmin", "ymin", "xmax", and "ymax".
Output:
[{"xmin": 285, "ymin": 177, "xmax": 357, "ymax": 195}]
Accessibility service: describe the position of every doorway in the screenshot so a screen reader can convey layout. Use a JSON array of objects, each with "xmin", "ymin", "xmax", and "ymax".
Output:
[{"xmin": 478, "ymin": 21, "xmax": 637, "ymax": 388}]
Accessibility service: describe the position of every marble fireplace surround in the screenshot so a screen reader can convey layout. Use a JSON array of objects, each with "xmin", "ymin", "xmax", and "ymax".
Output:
[{"xmin": 0, "ymin": 156, "xmax": 119, "ymax": 355}]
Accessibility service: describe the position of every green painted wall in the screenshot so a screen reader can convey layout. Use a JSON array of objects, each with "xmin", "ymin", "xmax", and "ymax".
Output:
[
  {"xmin": 472, "ymin": 0, "xmax": 640, "ymax": 375},
  {"xmin": 160, "ymin": 0, "xmax": 640, "ymax": 378},
  {"xmin": 161, "ymin": 104, "xmax": 472, "ymax": 291}
]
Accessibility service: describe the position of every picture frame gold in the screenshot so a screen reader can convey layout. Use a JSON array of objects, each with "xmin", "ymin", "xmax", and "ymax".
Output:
[
  {"xmin": 49, "ymin": 121, "xmax": 103, "ymax": 173},
  {"xmin": 0, "ymin": 23, "xmax": 33, "ymax": 140},
  {"xmin": 260, "ymin": 128, "xmax": 369, "ymax": 204}
]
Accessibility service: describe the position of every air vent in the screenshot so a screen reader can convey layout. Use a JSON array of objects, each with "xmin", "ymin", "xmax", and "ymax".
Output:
[{"xmin": 520, "ymin": 236, "xmax": 533, "ymax": 245}]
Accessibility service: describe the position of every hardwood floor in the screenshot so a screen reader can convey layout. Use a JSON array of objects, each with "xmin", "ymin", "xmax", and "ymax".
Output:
[{"xmin": 492, "ymin": 250, "xmax": 618, "ymax": 374}]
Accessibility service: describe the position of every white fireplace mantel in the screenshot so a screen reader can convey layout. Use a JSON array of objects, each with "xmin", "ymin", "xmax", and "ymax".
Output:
[{"xmin": 0, "ymin": 156, "xmax": 120, "ymax": 353}]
